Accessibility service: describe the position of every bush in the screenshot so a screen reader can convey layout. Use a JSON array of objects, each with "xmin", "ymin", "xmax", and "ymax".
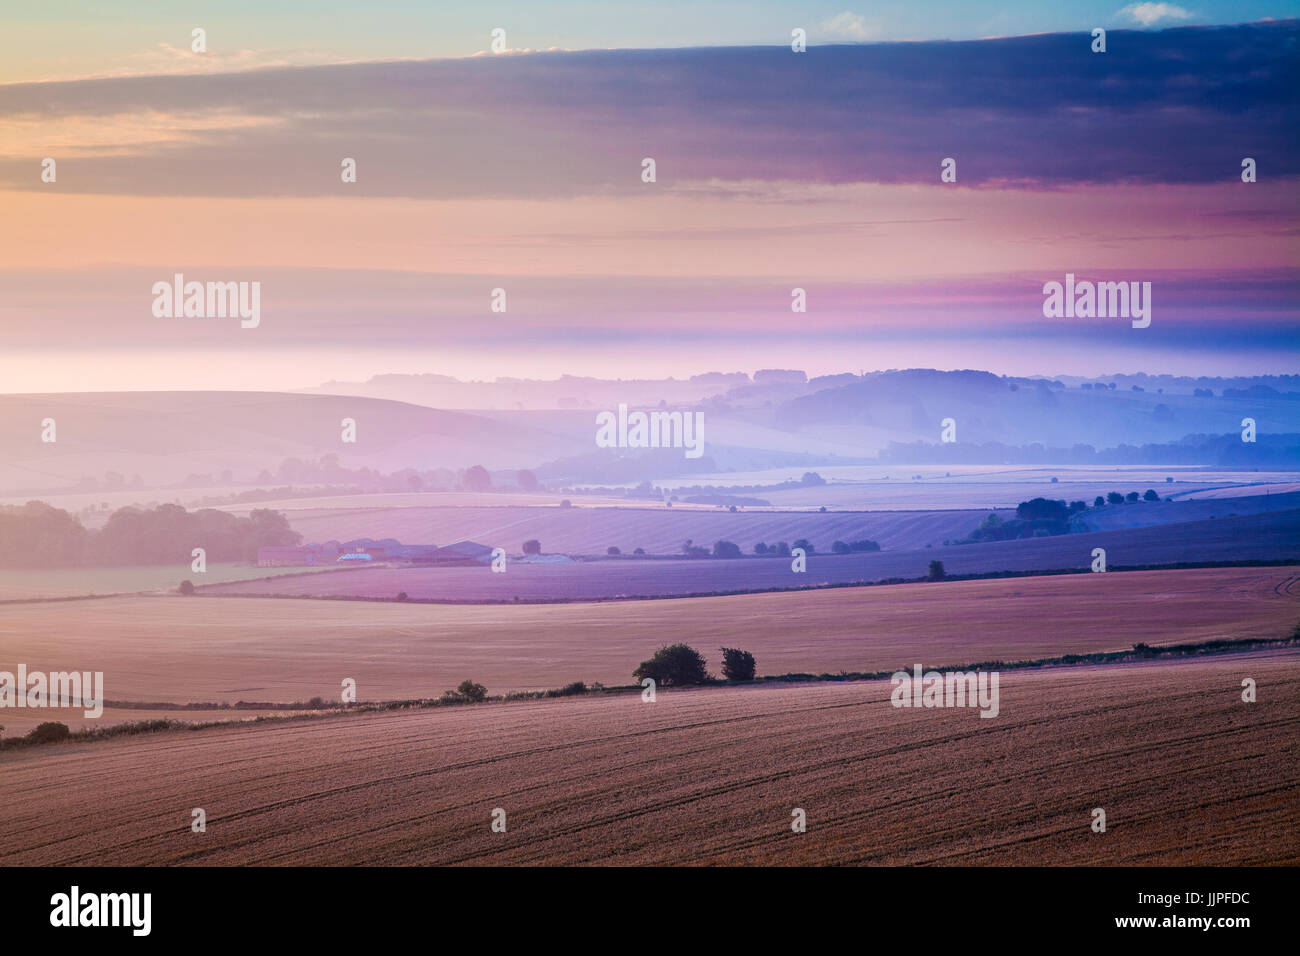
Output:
[
  {"xmin": 633, "ymin": 644, "xmax": 709, "ymax": 686},
  {"xmin": 720, "ymin": 648, "xmax": 756, "ymax": 681},
  {"xmin": 832, "ymin": 540, "xmax": 850, "ymax": 554},
  {"xmin": 607, "ymin": 546, "xmax": 621, "ymax": 556},
  {"xmin": 792, "ymin": 538, "xmax": 814, "ymax": 553},
  {"xmin": 522, "ymin": 539, "xmax": 541, "ymax": 555},
  {"xmin": 754, "ymin": 542, "xmax": 769, "ymax": 555},
  {"xmin": 443, "ymin": 679, "xmax": 487, "ymax": 704},
  {"xmin": 1107, "ymin": 492, "xmax": 1124, "ymax": 505},
  {"xmin": 1143, "ymin": 489, "xmax": 1159, "ymax": 501},
  {"xmin": 927, "ymin": 560, "xmax": 946, "ymax": 581},
  {"xmin": 1094, "ymin": 496, "xmax": 1105, "ymax": 508},
  {"xmin": 633, "ymin": 547, "xmax": 645, "ymax": 555},
  {"xmin": 559, "ymin": 499, "xmax": 572, "ymax": 508},
  {"xmin": 774, "ymin": 541, "xmax": 791, "ymax": 557},
  {"xmin": 1126, "ymin": 491, "xmax": 1140, "ymax": 502},
  {"xmin": 396, "ymin": 591, "xmax": 408, "ymax": 602},
  {"xmin": 178, "ymin": 579, "xmax": 195, "ymax": 596},
  {"xmin": 28, "ymin": 721, "xmax": 71, "ymax": 744},
  {"xmin": 847, "ymin": 539, "xmax": 880, "ymax": 553},
  {"xmin": 712, "ymin": 540, "xmax": 741, "ymax": 558}
]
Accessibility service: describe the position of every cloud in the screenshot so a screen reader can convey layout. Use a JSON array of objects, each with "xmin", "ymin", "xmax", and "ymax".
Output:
[
  {"xmin": 1118, "ymin": 3, "xmax": 1194, "ymax": 27},
  {"xmin": 817, "ymin": 12, "xmax": 879, "ymax": 41},
  {"xmin": 0, "ymin": 23, "xmax": 1294, "ymax": 197}
]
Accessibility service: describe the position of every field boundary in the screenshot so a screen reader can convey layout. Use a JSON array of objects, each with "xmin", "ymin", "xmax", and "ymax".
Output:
[
  {"xmin": 187, "ymin": 558, "xmax": 1300, "ymax": 606},
  {"xmin": 3, "ymin": 632, "xmax": 1296, "ymax": 754}
]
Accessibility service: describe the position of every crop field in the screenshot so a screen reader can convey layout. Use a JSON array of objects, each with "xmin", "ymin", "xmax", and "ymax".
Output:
[
  {"xmin": 262, "ymin": 503, "xmax": 1011, "ymax": 555},
  {"xmin": 199, "ymin": 511, "xmax": 1300, "ymax": 603},
  {"xmin": 2, "ymin": 650, "xmax": 1295, "ymax": 866},
  {"xmin": 0, "ymin": 563, "xmax": 337, "ymax": 602},
  {"xmin": 1, "ymin": 567, "xmax": 1295, "ymax": 712}
]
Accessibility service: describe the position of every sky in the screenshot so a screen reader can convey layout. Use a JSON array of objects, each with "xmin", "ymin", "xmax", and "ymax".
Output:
[{"xmin": 0, "ymin": 3, "xmax": 1297, "ymax": 390}]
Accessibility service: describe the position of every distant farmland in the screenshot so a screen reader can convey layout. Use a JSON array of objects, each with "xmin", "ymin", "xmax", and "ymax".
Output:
[
  {"xmin": 261, "ymin": 504, "xmax": 1010, "ymax": 555},
  {"xmin": 2, "ymin": 567, "xmax": 1295, "ymax": 712},
  {"xmin": 200, "ymin": 510, "xmax": 1300, "ymax": 603},
  {"xmin": 2, "ymin": 651, "xmax": 1294, "ymax": 865}
]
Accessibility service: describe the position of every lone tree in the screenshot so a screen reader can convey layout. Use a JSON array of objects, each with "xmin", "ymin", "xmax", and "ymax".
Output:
[
  {"xmin": 712, "ymin": 539, "xmax": 741, "ymax": 558},
  {"xmin": 178, "ymin": 579, "xmax": 195, "ymax": 596},
  {"xmin": 633, "ymin": 644, "xmax": 709, "ymax": 686},
  {"xmin": 720, "ymin": 648, "xmax": 756, "ymax": 681},
  {"xmin": 522, "ymin": 539, "xmax": 541, "ymax": 555},
  {"xmin": 928, "ymin": 560, "xmax": 946, "ymax": 581},
  {"xmin": 463, "ymin": 465, "xmax": 492, "ymax": 491},
  {"xmin": 444, "ymin": 679, "xmax": 487, "ymax": 703}
]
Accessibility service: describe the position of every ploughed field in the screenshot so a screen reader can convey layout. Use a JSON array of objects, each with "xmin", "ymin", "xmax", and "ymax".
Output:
[
  {"xmin": 2, "ymin": 651, "xmax": 1295, "ymax": 865},
  {"xmin": 200, "ymin": 511, "xmax": 1300, "ymax": 603},
  {"xmin": 263, "ymin": 504, "xmax": 1010, "ymax": 555},
  {"xmin": 0, "ymin": 568, "xmax": 1295, "ymax": 721}
]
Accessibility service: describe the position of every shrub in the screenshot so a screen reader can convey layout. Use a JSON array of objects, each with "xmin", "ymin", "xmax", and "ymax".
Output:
[
  {"xmin": 927, "ymin": 560, "xmax": 946, "ymax": 581},
  {"xmin": 396, "ymin": 591, "xmax": 408, "ymax": 602},
  {"xmin": 522, "ymin": 539, "xmax": 541, "ymax": 555},
  {"xmin": 178, "ymin": 579, "xmax": 195, "ymax": 596},
  {"xmin": 633, "ymin": 644, "xmax": 709, "ymax": 686},
  {"xmin": 720, "ymin": 648, "xmax": 756, "ymax": 681},
  {"xmin": 712, "ymin": 540, "xmax": 741, "ymax": 558},
  {"xmin": 443, "ymin": 679, "xmax": 487, "ymax": 704},
  {"xmin": 559, "ymin": 499, "xmax": 572, "ymax": 508},
  {"xmin": 28, "ymin": 721, "xmax": 71, "ymax": 744}
]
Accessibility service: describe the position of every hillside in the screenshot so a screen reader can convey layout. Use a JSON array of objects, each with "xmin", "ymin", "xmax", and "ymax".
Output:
[
  {"xmin": 2, "ymin": 651, "xmax": 1294, "ymax": 865},
  {"xmin": 0, "ymin": 391, "xmax": 583, "ymax": 493}
]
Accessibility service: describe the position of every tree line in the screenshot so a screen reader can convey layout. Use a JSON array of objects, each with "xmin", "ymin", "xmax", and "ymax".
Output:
[{"xmin": 0, "ymin": 501, "xmax": 299, "ymax": 568}]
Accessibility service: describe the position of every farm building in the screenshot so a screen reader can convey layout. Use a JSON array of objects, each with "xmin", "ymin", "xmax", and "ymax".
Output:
[{"xmin": 430, "ymin": 541, "xmax": 495, "ymax": 564}]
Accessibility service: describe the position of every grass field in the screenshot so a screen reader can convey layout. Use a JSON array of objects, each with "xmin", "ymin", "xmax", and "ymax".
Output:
[
  {"xmin": 2, "ymin": 650, "xmax": 1294, "ymax": 865},
  {"xmin": 1, "ymin": 567, "xmax": 1294, "ymax": 715},
  {"xmin": 0, "ymin": 563, "xmax": 337, "ymax": 601}
]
